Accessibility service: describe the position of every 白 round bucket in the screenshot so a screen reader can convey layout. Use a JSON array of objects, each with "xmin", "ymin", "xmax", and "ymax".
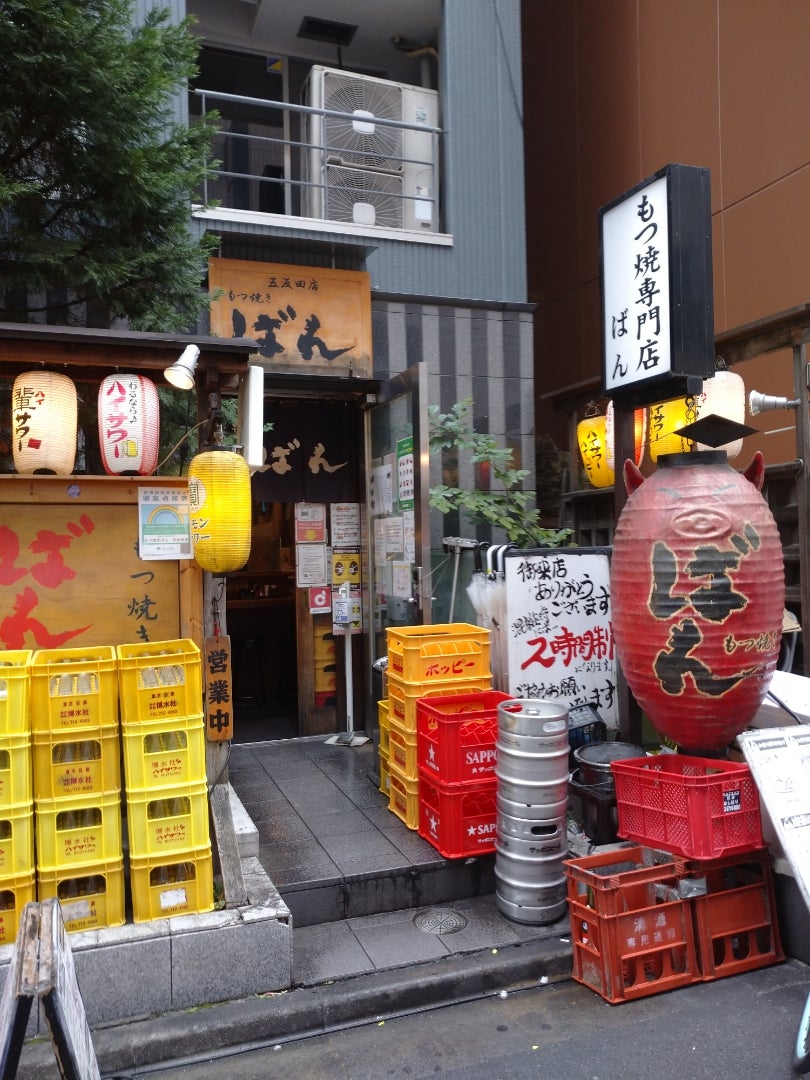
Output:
[{"xmin": 497, "ymin": 699, "xmax": 569, "ymax": 739}]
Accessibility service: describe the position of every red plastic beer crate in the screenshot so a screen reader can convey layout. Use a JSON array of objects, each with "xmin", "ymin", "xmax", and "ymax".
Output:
[
  {"xmin": 0, "ymin": 651, "xmax": 32, "ymax": 736},
  {"xmin": 386, "ymin": 623, "xmax": 491, "ymax": 684},
  {"xmin": 117, "ymin": 639, "xmax": 202, "ymax": 724},
  {"xmin": 30, "ymin": 646, "xmax": 118, "ymax": 733},
  {"xmin": 387, "ymin": 674, "xmax": 492, "ymax": 731},
  {"xmin": 611, "ymin": 754, "xmax": 763, "ymax": 859},
  {"xmin": 416, "ymin": 690, "xmax": 511, "ymax": 785},
  {"xmin": 677, "ymin": 849, "xmax": 784, "ymax": 980},
  {"xmin": 564, "ymin": 845, "xmax": 680, "ymax": 916},
  {"xmin": 417, "ymin": 770, "xmax": 497, "ymax": 858},
  {"xmin": 568, "ymin": 892, "xmax": 699, "ymax": 1004}
]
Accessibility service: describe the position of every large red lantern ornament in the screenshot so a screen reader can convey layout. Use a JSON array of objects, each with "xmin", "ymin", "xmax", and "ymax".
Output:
[
  {"xmin": 610, "ymin": 450, "xmax": 784, "ymax": 754},
  {"xmin": 98, "ymin": 374, "xmax": 160, "ymax": 476}
]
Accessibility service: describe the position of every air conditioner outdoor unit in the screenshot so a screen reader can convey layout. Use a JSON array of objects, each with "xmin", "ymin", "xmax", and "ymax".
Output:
[{"xmin": 303, "ymin": 65, "xmax": 439, "ymax": 231}]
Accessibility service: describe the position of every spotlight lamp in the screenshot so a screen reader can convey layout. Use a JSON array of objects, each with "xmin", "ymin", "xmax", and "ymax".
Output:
[
  {"xmin": 165, "ymin": 344, "xmax": 200, "ymax": 390},
  {"xmin": 749, "ymin": 390, "xmax": 800, "ymax": 416}
]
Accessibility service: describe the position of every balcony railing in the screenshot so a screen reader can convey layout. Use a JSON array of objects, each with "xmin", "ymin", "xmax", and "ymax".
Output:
[{"xmin": 190, "ymin": 88, "xmax": 443, "ymax": 234}]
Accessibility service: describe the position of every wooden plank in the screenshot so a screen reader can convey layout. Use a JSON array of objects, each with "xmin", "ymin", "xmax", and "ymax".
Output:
[
  {"xmin": 209, "ymin": 782, "xmax": 249, "ymax": 908},
  {"xmin": 0, "ymin": 903, "xmax": 37, "ymax": 1080}
]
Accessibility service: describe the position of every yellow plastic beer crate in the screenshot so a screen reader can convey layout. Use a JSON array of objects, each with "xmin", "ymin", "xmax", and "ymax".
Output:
[
  {"xmin": 30, "ymin": 645, "xmax": 118, "ymax": 733},
  {"xmin": 0, "ymin": 872, "xmax": 35, "ymax": 944},
  {"xmin": 122, "ymin": 713, "xmax": 206, "ymax": 791},
  {"xmin": 388, "ymin": 765, "xmax": 419, "ymax": 829},
  {"xmin": 386, "ymin": 623, "xmax": 491, "ymax": 684},
  {"xmin": 0, "ymin": 734, "xmax": 32, "ymax": 808},
  {"xmin": 125, "ymin": 780, "xmax": 210, "ymax": 859},
  {"xmin": 34, "ymin": 792, "xmax": 123, "ymax": 871},
  {"xmin": 117, "ymin": 639, "xmax": 202, "ymax": 725},
  {"xmin": 387, "ymin": 674, "xmax": 492, "ymax": 731},
  {"xmin": 0, "ymin": 651, "xmax": 32, "ymax": 736},
  {"xmin": 37, "ymin": 858, "xmax": 125, "ymax": 932},
  {"xmin": 388, "ymin": 715, "xmax": 419, "ymax": 782},
  {"xmin": 129, "ymin": 844, "xmax": 214, "ymax": 923},
  {"xmin": 0, "ymin": 805, "xmax": 34, "ymax": 876},
  {"xmin": 32, "ymin": 726, "xmax": 120, "ymax": 799}
]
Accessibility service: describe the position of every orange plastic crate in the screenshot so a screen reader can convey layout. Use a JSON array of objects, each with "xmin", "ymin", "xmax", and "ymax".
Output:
[
  {"xmin": 386, "ymin": 623, "xmax": 491, "ymax": 684},
  {"xmin": 564, "ymin": 845, "xmax": 680, "ymax": 916},
  {"xmin": 129, "ymin": 845, "xmax": 214, "ymax": 923},
  {"xmin": 30, "ymin": 646, "xmax": 118, "ymax": 733},
  {"xmin": 35, "ymin": 792, "xmax": 123, "ymax": 871},
  {"xmin": 33, "ymin": 727, "xmax": 120, "ymax": 799},
  {"xmin": 611, "ymin": 754, "xmax": 763, "ymax": 859},
  {"xmin": 416, "ymin": 690, "xmax": 511, "ymax": 785},
  {"xmin": 387, "ymin": 675, "xmax": 492, "ymax": 732},
  {"xmin": 417, "ymin": 771, "xmax": 497, "ymax": 858},
  {"xmin": 117, "ymin": 639, "xmax": 202, "ymax": 724},
  {"xmin": 0, "ymin": 651, "xmax": 32, "ymax": 736},
  {"xmin": 37, "ymin": 858, "xmax": 125, "ymax": 932}
]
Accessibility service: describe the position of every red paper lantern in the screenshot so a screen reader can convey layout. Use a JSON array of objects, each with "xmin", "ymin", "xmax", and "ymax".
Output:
[
  {"xmin": 98, "ymin": 374, "xmax": 160, "ymax": 476},
  {"xmin": 610, "ymin": 450, "xmax": 784, "ymax": 754}
]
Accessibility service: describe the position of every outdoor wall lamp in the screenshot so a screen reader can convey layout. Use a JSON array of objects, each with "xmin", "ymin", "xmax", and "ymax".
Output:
[
  {"xmin": 749, "ymin": 390, "xmax": 800, "ymax": 415},
  {"xmin": 164, "ymin": 344, "xmax": 200, "ymax": 390}
]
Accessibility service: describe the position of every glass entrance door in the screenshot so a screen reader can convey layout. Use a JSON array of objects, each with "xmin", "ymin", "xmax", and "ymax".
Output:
[{"xmin": 364, "ymin": 363, "xmax": 431, "ymax": 687}]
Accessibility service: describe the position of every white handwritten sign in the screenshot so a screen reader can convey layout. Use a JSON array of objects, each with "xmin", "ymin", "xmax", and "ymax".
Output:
[{"xmin": 504, "ymin": 549, "xmax": 617, "ymax": 728}]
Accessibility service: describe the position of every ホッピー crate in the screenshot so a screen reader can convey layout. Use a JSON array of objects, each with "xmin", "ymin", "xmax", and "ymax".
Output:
[
  {"xmin": 417, "ymin": 690, "xmax": 510, "ymax": 785},
  {"xmin": 387, "ymin": 674, "xmax": 492, "ymax": 732},
  {"xmin": 33, "ymin": 726, "xmax": 120, "ymax": 800},
  {"xmin": 678, "ymin": 848, "xmax": 784, "ymax": 981},
  {"xmin": 0, "ymin": 804, "xmax": 34, "ymax": 877},
  {"xmin": 568, "ymin": 892, "xmax": 699, "ymax": 1004},
  {"xmin": 378, "ymin": 699, "xmax": 390, "ymax": 755},
  {"xmin": 388, "ymin": 766, "xmax": 419, "ymax": 829},
  {"xmin": 37, "ymin": 858, "xmax": 125, "ymax": 932},
  {"xmin": 125, "ymin": 780, "xmax": 210, "ymax": 859},
  {"xmin": 0, "ymin": 734, "xmax": 32, "ymax": 808},
  {"xmin": 0, "ymin": 651, "xmax": 32, "ymax": 736},
  {"xmin": 34, "ymin": 792, "xmax": 122, "ymax": 871},
  {"xmin": 0, "ymin": 872, "xmax": 35, "ymax": 945},
  {"xmin": 388, "ymin": 715, "xmax": 419, "ymax": 782},
  {"xmin": 564, "ymin": 844, "xmax": 680, "ymax": 917},
  {"xmin": 417, "ymin": 771, "xmax": 497, "ymax": 858},
  {"xmin": 117, "ymin": 639, "xmax": 202, "ymax": 724},
  {"xmin": 30, "ymin": 646, "xmax": 118, "ymax": 734},
  {"xmin": 129, "ymin": 844, "xmax": 214, "ymax": 923},
  {"xmin": 611, "ymin": 754, "xmax": 763, "ymax": 860},
  {"xmin": 122, "ymin": 713, "xmax": 206, "ymax": 791},
  {"xmin": 386, "ymin": 623, "xmax": 491, "ymax": 685}
]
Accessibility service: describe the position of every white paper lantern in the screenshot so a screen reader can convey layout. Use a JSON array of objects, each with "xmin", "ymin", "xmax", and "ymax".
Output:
[
  {"xmin": 12, "ymin": 371, "xmax": 77, "ymax": 475},
  {"xmin": 98, "ymin": 374, "xmax": 160, "ymax": 475}
]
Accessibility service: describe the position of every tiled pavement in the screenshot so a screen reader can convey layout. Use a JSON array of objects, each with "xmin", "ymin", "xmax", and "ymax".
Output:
[{"xmin": 226, "ymin": 736, "xmax": 570, "ymax": 988}]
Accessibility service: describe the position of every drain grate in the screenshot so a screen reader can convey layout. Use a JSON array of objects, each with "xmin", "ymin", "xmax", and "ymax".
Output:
[{"xmin": 413, "ymin": 908, "xmax": 468, "ymax": 935}]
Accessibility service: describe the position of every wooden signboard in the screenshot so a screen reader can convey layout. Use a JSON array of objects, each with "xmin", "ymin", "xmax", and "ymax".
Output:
[
  {"xmin": 0, "ymin": 477, "xmax": 202, "ymax": 651},
  {"xmin": 203, "ymin": 634, "xmax": 233, "ymax": 741},
  {"xmin": 504, "ymin": 548, "xmax": 618, "ymax": 728}
]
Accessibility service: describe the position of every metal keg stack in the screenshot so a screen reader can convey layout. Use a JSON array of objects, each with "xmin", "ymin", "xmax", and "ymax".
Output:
[{"xmin": 494, "ymin": 699, "xmax": 570, "ymax": 925}]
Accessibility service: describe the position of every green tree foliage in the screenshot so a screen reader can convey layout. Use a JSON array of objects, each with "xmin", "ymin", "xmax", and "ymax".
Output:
[
  {"xmin": 0, "ymin": 0, "xmax": 220, "ymax": 331},
  {"xmin": 428, "ymin": 399, "xmax": 571, "ymax": 548}
]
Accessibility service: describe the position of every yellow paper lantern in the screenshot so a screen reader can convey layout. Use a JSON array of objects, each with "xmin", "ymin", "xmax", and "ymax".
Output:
[
  {"xmin": 649, "ymin": 369, "xmax": 746, "ymax": 462},
  {"xmin": 188, "ymin": 450, "xmax": 252, "ymax": 573},
  {"xmin": 605, "ymin": 401, "xmax": 647, "ymax": 470},
  {"xmin": 577, "ymin": 413, "xmax": 614, "ymax": 488},
  {"xmin": 98, "ymin": 374, "xmax": 160, "ymax": 476},
  {"xmin": 12, "ymin": 371, "xmax": 78, "ymax": 475}
]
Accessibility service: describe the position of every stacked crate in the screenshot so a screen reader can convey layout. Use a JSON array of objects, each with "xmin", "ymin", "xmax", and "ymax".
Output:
[
  {"xmin": 384, "ymin": 624, "xmax": 492, "ymax": 829},
  {"xmin": 416, "ymin": 690, "xmax": 510, "ymax": 857},
  {"xmin": 564, "ymin": 754, "xmax": 783, "ymax": 1004},
  {"xmin": 0, "ymin": 651, "xmax": 35, "ymax": 944},
  {"xmin": 30, "ymin": 645, "xmax": 124, "ymax": 932},
  {"xmin": 313, "ymin": 617, "xmax": 337, "ymax": 708},
  {"xmin": 117, "ymin": 640, "xmax": 213, "ymax": 923}
]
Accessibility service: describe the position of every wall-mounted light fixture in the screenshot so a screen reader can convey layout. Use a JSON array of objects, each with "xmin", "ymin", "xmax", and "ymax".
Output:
[
  {"xmin": 749, "ymin": 390, "xmax": 800, "ymax": 415},
  {"xmin": 164, "ymin": 344, "xmax": 200, "ymax": 390}
]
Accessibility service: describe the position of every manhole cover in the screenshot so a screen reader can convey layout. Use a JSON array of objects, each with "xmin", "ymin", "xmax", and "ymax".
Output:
[{"xmin": 413, "ymin": 908, "xmax": 468, "ymax": 935}]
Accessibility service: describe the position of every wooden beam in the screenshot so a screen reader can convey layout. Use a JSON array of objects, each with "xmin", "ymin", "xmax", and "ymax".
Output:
[{"xmin": 208, "ymin": 781, "xmax": 249, "ymax": 908}]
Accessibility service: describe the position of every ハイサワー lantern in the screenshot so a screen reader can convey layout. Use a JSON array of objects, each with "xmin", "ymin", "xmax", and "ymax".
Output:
[
  {"xmin": 98, "ymin": 374, "xmax": 160, "ymax": 476},
  {"xmin": 188, "ymin": 450, "xmax": 252, "ymax": 573},
  {"xmin": 577, "ymin": 413, "xmax": 613, "ymax": 488},
  {"xmin": 12, "ymin": 371, "xmax": 78, "ymax": 475},
  {"xmin": 610, "ymin": 449, "xmax": 784, "ymax": 754}
]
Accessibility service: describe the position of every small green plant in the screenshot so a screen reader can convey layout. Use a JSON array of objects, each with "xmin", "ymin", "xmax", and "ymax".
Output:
[{"xmin": 428, "ymin": 399, "xmax": 570, "ymax": 548}]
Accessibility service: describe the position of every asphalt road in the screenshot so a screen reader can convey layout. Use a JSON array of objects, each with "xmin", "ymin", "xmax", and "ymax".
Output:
[{"xmin": 108, "ymin": 959, "xmax": 810, "ymax": 1080}]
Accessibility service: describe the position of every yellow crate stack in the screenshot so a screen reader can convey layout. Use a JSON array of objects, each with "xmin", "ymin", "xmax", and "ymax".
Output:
[
  {"xmin": 314, "ymin": 617, "xmax": 337, "ymax": 707},
  {"xmin": 383, "ymin": 624, "xmax": 492, "ymax": 829},
  {"xmin": 117, "ymin": 640, "xmax": 213, "ymax": 923},
  {"xmin": 0, "ymin": 651, "xmax": 35, "ymax": 944},
  {"xmin": 29, "ymin": 645, "xmax": 125, "ymax": 932}
]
